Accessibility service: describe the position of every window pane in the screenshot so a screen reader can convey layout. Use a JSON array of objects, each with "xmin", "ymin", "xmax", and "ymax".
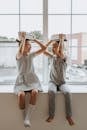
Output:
[
  {"xmin": 48, "ymin": 15, "xmax": 70, "ymax": 38},
  {"xmin": 73, "ymin": 0, "xmax": 87, "ymax": 14},
  {"xmin": 0, "ymin": 15, "xmax": 19, "ymax": 84},
  {"xmin": 21, "ymin": 0, "xmax": 43, "ymax": 14},
  {"xmin": 0, "ymin": 42, "xmax": 17, "ymax": 84},
  {"xmin": 66, "ymin": 33, "xmax": 87, "ymax": 83},
  {"xmin": 21, "ymin": 15, "xmax": 43, "ymax": 33},
  {"xmin": 0, "ymin": 15, "xmax": 19, "ymax": 38},
  {"xmin": 68, "ymin": 34, "xmax": 87, "ymax": 64},
  {"xmin": 66, "ymin": 47, "xmax": 87, "ymax": 83},
  {"xmin": 33, "ymin": 54, "xmax": 43, "ymax": 82},
  {"xmin": 0, "ymin": 43, "xmax": 17, "ymax": 67},
  {"xmin": 48, "ymin": 0, "xmax": 71, "ymax": 14},
  {"xmin": 72, "ymin": 16, "xmax": 87, "ymax": 33},
  {"xmin": 0, "ymin": 0, "xmax": 19, "ymax": 14}
]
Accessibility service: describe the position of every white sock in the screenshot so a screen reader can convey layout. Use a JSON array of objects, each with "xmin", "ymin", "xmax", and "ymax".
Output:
[
  {"xmin": 28, "ymin": 104, "xmax": 35, "ymax": 119},
  {"xmin": 23, "ymin": 93, "xmax": 36, "ymax": 127},
  {"xmin": 24, "ymin": 104, "xmax": 35, "ymax": 127},
  {"xmin": 24, "ymin": 114, "xmax": 31, "ymax": 127},
  {"xmin": 23, "ymin": 93, "xmax": 31, "ymax": 127}
]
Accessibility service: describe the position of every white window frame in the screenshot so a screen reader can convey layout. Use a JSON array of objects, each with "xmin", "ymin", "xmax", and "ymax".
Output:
[{"xmin": 0, "ymin": 0, "xmax": 87, "ymax": 85}]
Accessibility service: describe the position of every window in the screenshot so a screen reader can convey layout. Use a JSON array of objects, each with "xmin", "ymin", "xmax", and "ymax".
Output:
[
  {"xmin": 73, "ymin": 0, "xmax": 87, "ymax": 14},
  {"xmin": 48, "ymin": 15, "xmax": 70, "ymax": 37},
  {"xmin": 0, "ymin": 0, "xmax": 43, "ymax": 85},
  {"xmin": 0, "ymin": 0, "xmax": 18, "ymax": 14},
  {"xmin": 48, "ymin": 0, "xmax": 87, "ymax": 84},
  {"xmin": 21, "ymin": 15, "xmax": 42, "ymax": 33},
  {"xmin": 0, "ymin": 15, "xmax": 19, "ymax": 38},
  {"xmin": 67, "ymin": 1, "xmax": 87, "ymax": 84},
  {"xmin": 48, "ymin": 0, "xmax": 70, "ymax": 14},
  {"xmin": 20, "ymin": 0, "xmax": 43, "ymax": 14},
  {"xmin": 0, "ymin": 0, "xmax": 87, "ymax": 87}
]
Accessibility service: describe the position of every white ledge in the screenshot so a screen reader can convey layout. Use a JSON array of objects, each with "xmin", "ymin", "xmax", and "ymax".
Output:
[{"xmin": 0, "ymin": 84, "xmax": 87, "ymax": 93}]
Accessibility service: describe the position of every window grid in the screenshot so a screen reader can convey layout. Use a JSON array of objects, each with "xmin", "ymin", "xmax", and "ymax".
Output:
[{"xmin": 0, "ymin": 0, "xmax": 87, "ymax": 84}]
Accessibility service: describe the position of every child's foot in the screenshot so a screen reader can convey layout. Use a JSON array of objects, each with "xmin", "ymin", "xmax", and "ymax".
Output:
[
  {"xmin": 66, "ymin": 116, "xmax": 75, "ymax": 126},
  {"xmin": 23, "ymin": 111, "xmax": 31, "ymax": 127},
  {"xmin": 46, "ymin": 116, "xmax": 54, "ymax": 123},
  {"xmin": 24, "ymin": 119, "xmax": 31, "ymax": 127}
]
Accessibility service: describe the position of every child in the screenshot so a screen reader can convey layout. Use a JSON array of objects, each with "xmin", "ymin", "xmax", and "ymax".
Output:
[
  {"xmin": 44, "ymin": 34, "xmax": 74, "ymax": 126},
  {"xmin": 14, "ymin": 32, "xmax": 46, "ymax": 127}
]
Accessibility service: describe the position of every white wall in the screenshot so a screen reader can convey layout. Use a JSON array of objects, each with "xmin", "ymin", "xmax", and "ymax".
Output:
[{"xmin": 0, "ymin": 93, "xmax": 87, "ymax": 130}]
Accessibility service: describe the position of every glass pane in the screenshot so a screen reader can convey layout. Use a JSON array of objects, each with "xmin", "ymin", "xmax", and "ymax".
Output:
[
  {"xmin": 0, "ymin": 15, "xmax": 19, "ymax": 84},
  {"xmin": 21, "ymin": 0, "xmax": 43, "ymax": 14},
  {"xmin": 66, "ymin": 33, "xmax": 87, "ymax": 83},
  {"xmin": 0, "ymin": 15, "xmax": 19, "ymax": 38},
  {"xmin": 48, "ymin": 15, "xmax": 70, "ymax": 38},
  {"xmin": 0, "ymin": 42, "xmax": 18, "ymax": 84},
  {"xmin": 73, "ymin": 0, "xmax": 87, "ymax": 14},
  {"xmin": 33, "ymin": 54, "xmax": 43, "ymax": 82},
  {"xmin": 48, "ymin": 0, "xmax": 71, "ymax": 14},
  {"xmin": 0, "ymin": 0, "xmax": 19, "ymax": 14},
  {"xmin": 21, "ymin": 15, "xmax": 43, "ymax": 34},
  {"xmin": 68, "ymin": 35, "xmax": 87, "ymax": 64},
  {"xmin": 66, "ymin": 46, "xmax": 87, "ymax": 83},
  {"xmin": 0, "ymin": 43, "xmax": 17, "ymax": 68},
  {"xmin": 72, "ymin": 16, "xmax": 87, "ymax": 33}
]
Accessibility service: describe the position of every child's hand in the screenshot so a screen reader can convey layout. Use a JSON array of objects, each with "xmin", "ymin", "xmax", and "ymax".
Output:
[{"xmin": 21, "ymin": 32, "xmax": 26, "ymax": 38}]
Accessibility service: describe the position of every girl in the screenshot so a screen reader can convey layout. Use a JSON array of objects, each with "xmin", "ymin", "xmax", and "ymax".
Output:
[
  {"xmin": 44, "ymin": 34, "xmax": 74, "ymax": 126},
  {"xmin": 14, "ymin": 32, "xmax": 46, "ymax": 127}
]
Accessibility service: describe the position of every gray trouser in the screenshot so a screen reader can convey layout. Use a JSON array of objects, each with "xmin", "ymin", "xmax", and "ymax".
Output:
[{"xmin": 48, "ymin": 82, "xmax": 72, "ymax": 118}]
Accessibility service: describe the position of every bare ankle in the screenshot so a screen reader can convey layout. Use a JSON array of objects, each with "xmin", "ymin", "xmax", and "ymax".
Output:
[
  {"xmin": 19, "ymin": 103, "xmax": 25, "ymax": 109},
  {"xmin": 66, "ymin": 116, "xmax": 75, "ymax": 126},
  {"xmin": 46, "ymin": 116, "xmax": 54, "ymax": 123}
]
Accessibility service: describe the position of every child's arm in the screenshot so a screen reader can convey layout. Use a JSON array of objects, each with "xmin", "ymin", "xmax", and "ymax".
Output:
[
  {"xmin": 16, "ymin": 40, "xmax": 22, "ymax": 60},
  {"xmin": 43, "ymin": 51, "xmax": 53, "ymax": 57},
  {"xmin": 16, "ymin": 42, "xmax": 25, "ymax": 59},
  {"xmin": 16, "ymin": 32, "xmax": 26, "ymax": 59},
  {"xmin": 43, "ymin": 40, "xmax": 53, "ymax": 57},
  {"xmin": 45, "ymin": 40, "xmax": 53, "ymax": 47},
  {"xmin": 16, "ymin": 43, "xmax": 23, "ymax": 60},
  {"xmin": 55, "ymin": 39, "xmax": 65, "ymax": 59},
  {"xmin": 32, "ymin": 39, "xmax": 46, "ymax": 56}
]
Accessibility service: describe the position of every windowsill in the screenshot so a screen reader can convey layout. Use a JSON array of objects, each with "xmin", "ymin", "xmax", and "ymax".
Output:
[
  {"xmin": 0, "ymin": 91, "xmax": 87, "ymax": 130},
  {"xmin": 0, "ymin": 84, "xmax": 87, "ymax": 93}
]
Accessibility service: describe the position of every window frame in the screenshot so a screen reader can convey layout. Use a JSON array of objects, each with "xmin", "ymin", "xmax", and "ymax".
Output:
[{"xmin": 0, "ymin": 0, "xmax": 87, "ymax": 85}]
